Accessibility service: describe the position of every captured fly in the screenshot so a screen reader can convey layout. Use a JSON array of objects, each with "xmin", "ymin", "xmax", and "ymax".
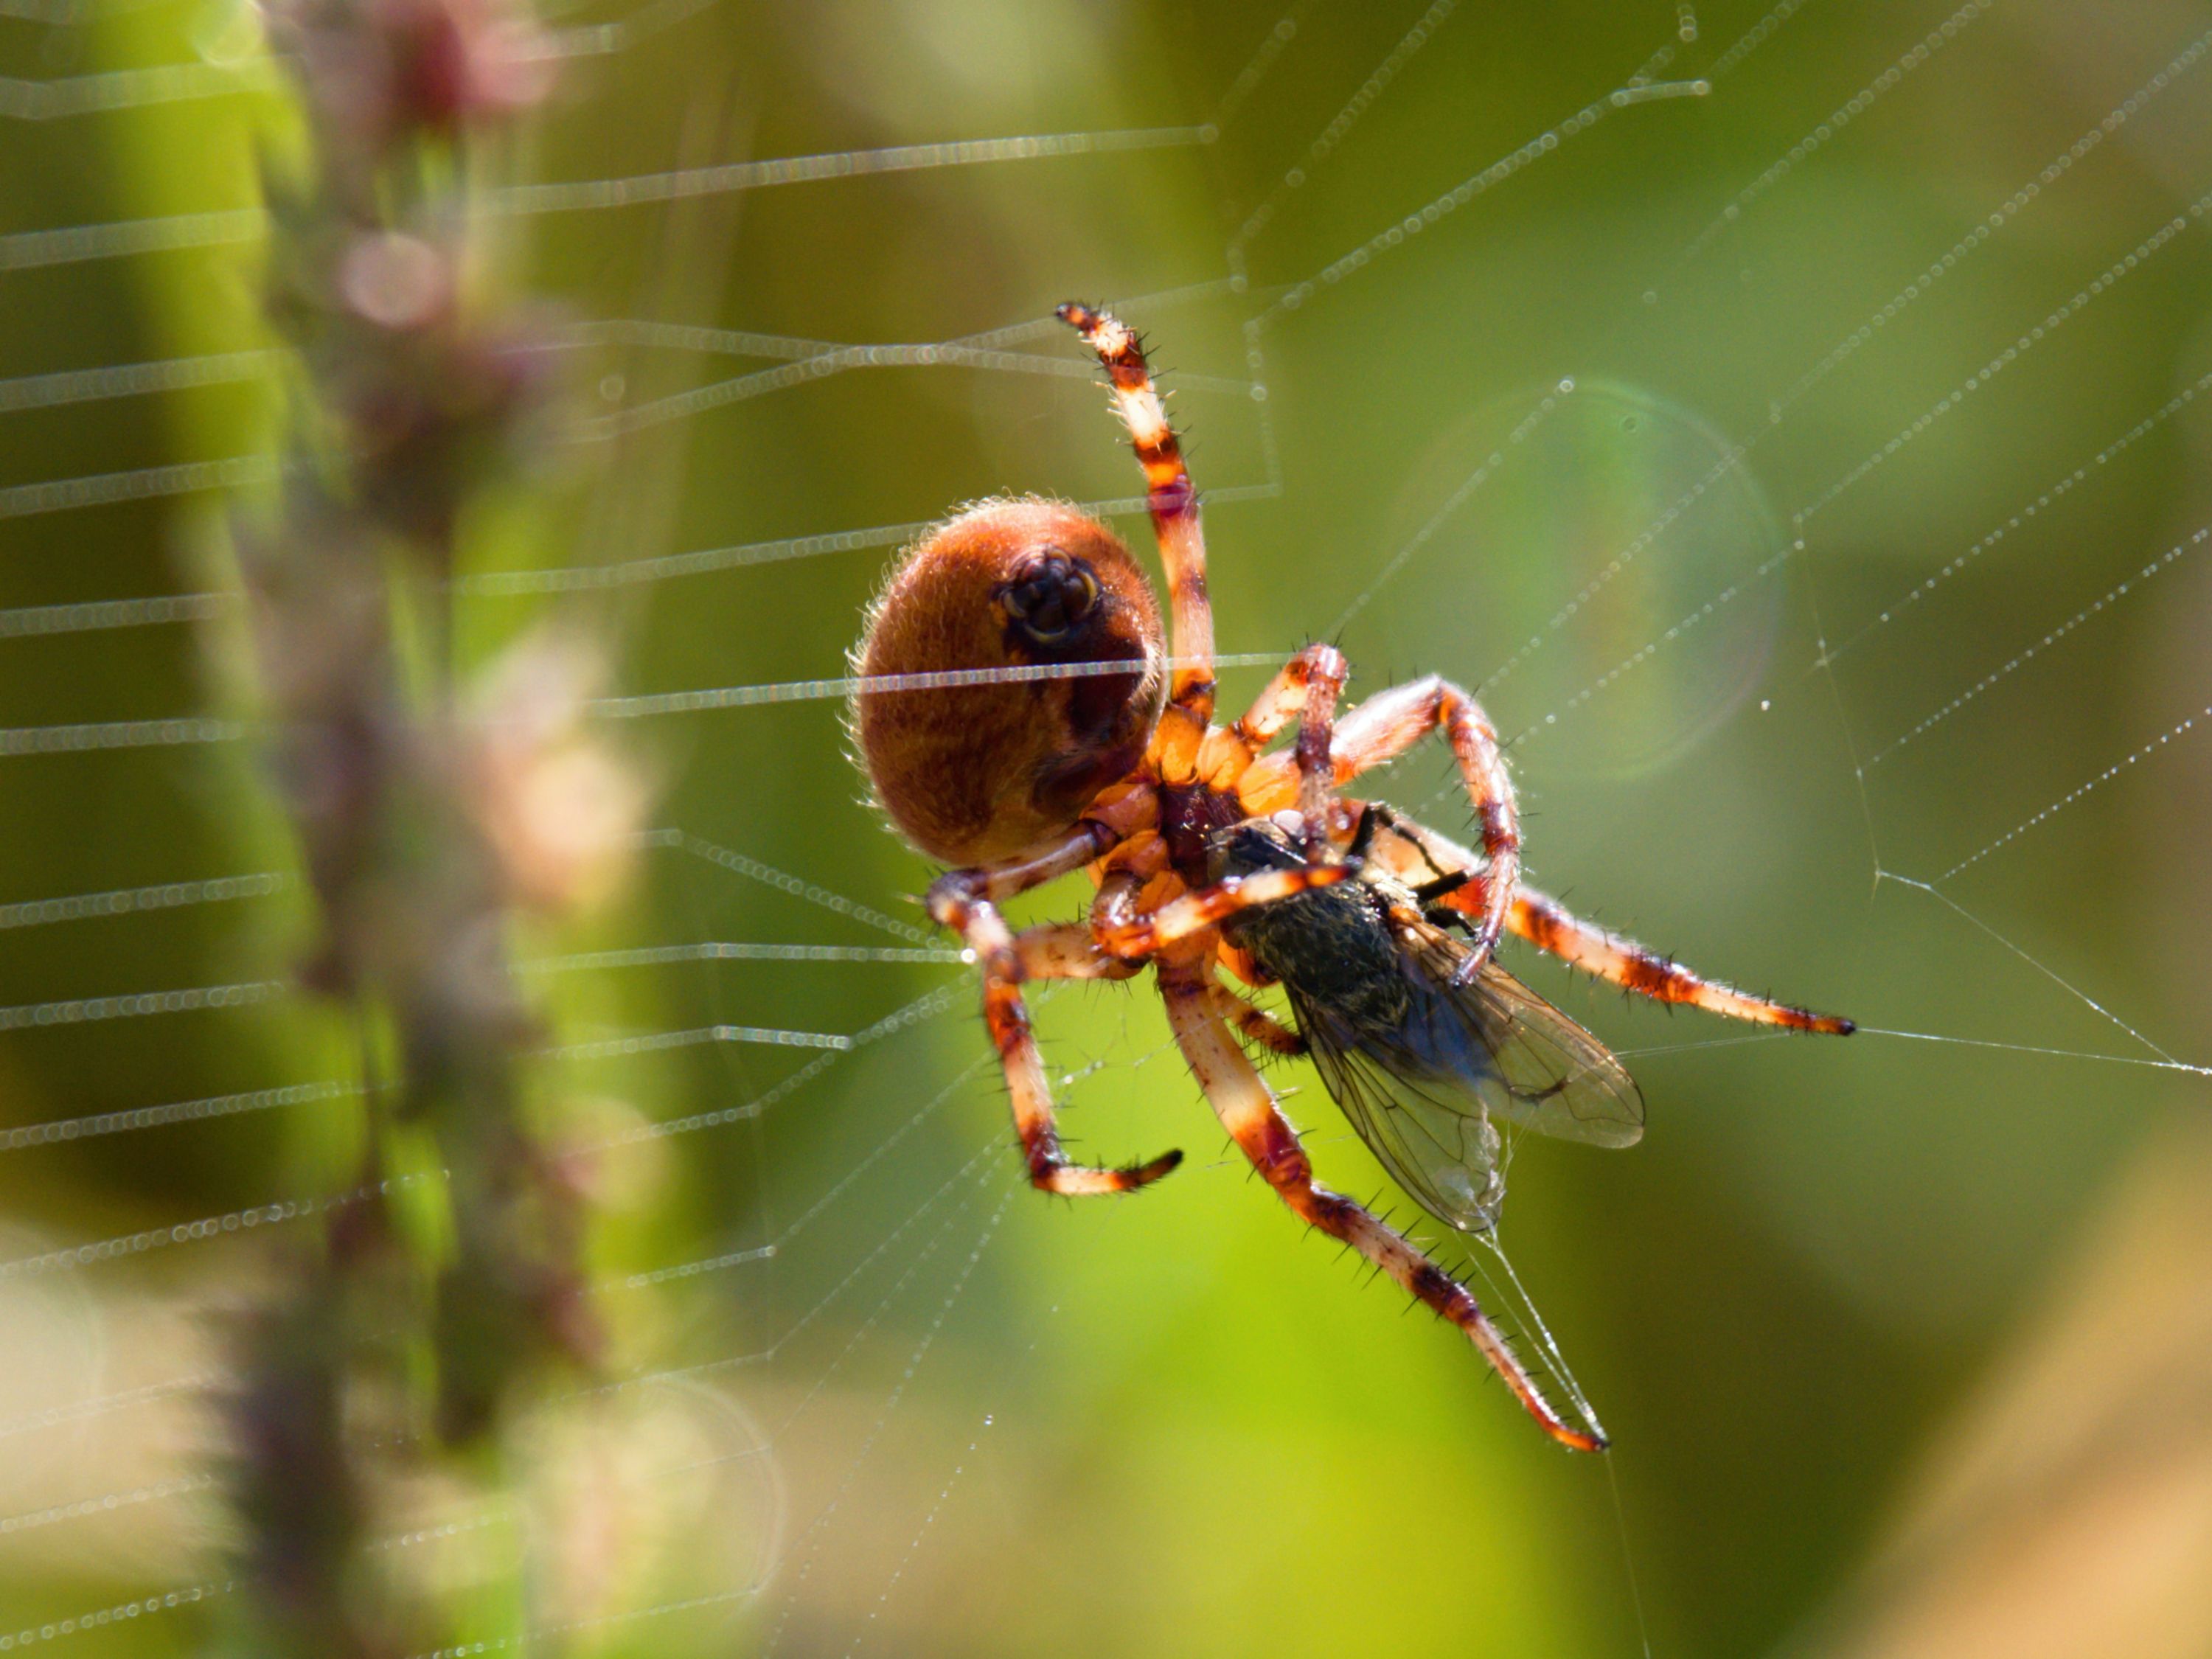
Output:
[{"xmin": 1211, "ymin": 808, "xmax": 1644, "ymax": 1231}]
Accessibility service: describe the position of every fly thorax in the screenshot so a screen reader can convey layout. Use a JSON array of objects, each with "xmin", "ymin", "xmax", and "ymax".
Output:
[{"xmin": 1225, "ymin": 881, "xmax": 1413, "ymax": 1036}]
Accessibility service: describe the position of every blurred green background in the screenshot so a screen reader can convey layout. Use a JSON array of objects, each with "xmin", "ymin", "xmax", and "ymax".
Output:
[{"xmin": 4, "ymin": 0, "xmax": 2212, "ymax": 1654}]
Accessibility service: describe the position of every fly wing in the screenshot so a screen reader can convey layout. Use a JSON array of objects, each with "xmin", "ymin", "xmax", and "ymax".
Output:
[
  {"xmin": 1291, "ymin": 986, "xmax": 1512, "ymax": 1233},
  {"xmin": 1287, "ymin": 919, "xmax": 1644, "ymax": 1233},
  {"xmin": 1419, "ymin": 953, "xmax": 1646, "ymax": 1150}
]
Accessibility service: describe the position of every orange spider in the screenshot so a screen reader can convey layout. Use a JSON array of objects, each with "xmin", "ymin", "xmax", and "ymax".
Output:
[{"xmin": 852, "ymin": 304, "xmax": 1852, "ymax": 1451}]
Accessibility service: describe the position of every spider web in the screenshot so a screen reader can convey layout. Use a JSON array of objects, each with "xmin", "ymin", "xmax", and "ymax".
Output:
[{"xmin": 2, "ymin": 0, "xmax": 2211, "ymax": 1653}]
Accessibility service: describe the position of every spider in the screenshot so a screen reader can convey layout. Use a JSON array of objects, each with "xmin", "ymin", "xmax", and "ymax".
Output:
[{"xmin": 852, "ymin": 304, "xmax": 1853, "ymax": 1451}]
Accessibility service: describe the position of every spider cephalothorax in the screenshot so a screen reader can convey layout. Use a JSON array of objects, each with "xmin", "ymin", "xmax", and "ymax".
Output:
[{"xmin": 852, "ymin": 303, "xmax": 1852, "ymax": 1451}]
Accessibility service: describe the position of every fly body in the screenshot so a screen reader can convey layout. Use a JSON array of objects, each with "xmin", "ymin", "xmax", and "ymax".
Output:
[
  {"xmin": 1214, "ymin": 810, "xmax": 1645, "ymax": 1234},
  {"xmin": 1214, "ymin": 820, "xmax": 1417, "ymax": 1040}
]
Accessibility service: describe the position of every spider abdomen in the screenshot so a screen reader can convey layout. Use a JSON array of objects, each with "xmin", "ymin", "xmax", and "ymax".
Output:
[{"xmin": 853, "ymin": 498, "xmax": 1166, "ymax": 866}]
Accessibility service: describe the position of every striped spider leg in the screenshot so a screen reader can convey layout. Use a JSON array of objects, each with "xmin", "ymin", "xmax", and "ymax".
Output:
[
  {"xmin": 1234, "ymin": 672, "xmax": 1521, "ymax": 969},
  {"xmin": 1158, "ymin": 949, "xmax": 1604, "ymax": 1452},
  {"xmin": 923, "ymin": 808, "xmax": 1354, "ymax": 1196},
  {"xmin": 922, "ymin": 800, "xmax": 1183, "ymax": 1197},
  {"xmin": 1346, "ymin": 809, "xmax": 1855, "ymax": 1035},
  {"xmin": 1235, "ymin": 659, "xmax": 1851, "ymax": 1029},
  {"xmin": 1057, "ymin": 302, "xmax": 1217, "ymax": 785}
]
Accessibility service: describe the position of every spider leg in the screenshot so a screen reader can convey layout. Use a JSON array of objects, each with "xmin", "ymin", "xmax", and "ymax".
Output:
[
  {"xmin": 1158, "ymin": 957, "xmax": 1603, "ymax": 1453},
  {"xmin": 928, "ymin": 812, "xmax": 1181, "ymax": 1197},
  {"xmin": 1211, "ymin": 983, "xmax": 1307, "ymax": 1056},
  {"xmin": 1232, "ymin": 644, "xmax": 1351, "ymax": 750},
  {"xmin": 1286, "ymin": 647, "xmax": 1346, "ymax": 856},
  {"xmin": 1014, "ymin": 921, "xmax": 1141, "ymax": 981},
  {"xmin": 1351, "ymin": 810, "xmax": 1855, "ymax": 1034},
  {"xmin": 988, "ymin": 922, "xmax": 1182, "ymax": 1196},
  {"xmin": 1093, "ymin": 862, "xmax": 1356, "ymax": 958},
  {"xmin": 1512, "ymin": 886, "xmax": 1856, "ymax": 1035},
  {"xmin": 1345, "ymin": 804, "xmax": 1382, "ymax": 861},
  {"xmin": 1242, "ymin": 677, "xmax": 1519, "ymax": 967},
  {"xmin": 928, "ymin": 820, "xmax": 1123, "ymax": 975},
  {"xmin": 1189, "ymin": 640, "xmax": 1355, "ymax": 844},
  {"xmin": 1060, "ymin": 303, "xmax": 1215, "ymax": 779},
  {"xmin": 925, "ymin": 789, "xmax": 1156, "ymax": 967}
]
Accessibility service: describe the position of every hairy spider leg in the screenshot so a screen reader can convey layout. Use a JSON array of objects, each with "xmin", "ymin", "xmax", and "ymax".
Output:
[
  {"xmin": 927, "ymin": 802, "xmax": 1184, "ymax": 1196},
  {"xmin": 1094, "ymin": 861, "xmax": 1357, "ymax": 957},
  {"xmin": 1059, "ymin": 303, "xmax": 1215, "ymax": 778},
  {"xmin": 991, "ymin": 963, "xmax": 1183, "ymax": 1194},
  {"xmin": 1158, "ymin": 956, "xmax": 1604, "ymax": 1453},
  {"xmin": 1239, "ymin": 675, "xmax": 1521, "ymax": 970},
  {"xmin": 1230, "ymin": 644, "xmax": 1349, "ymax": 749},
  {"xmin": 1193, "ymin": 645, "xmax": 1393, "ymax": 980},
  {"xmin": 1512, "ymin": 886, "xmax": 1857, "ymax": 1035},
  {"xmin": 1187, "ymin": 641, "xmax": 1350, "ymax": 852},
  {"xmin": 1219, "ymin": 642, "xmax": 1352, "ymax": 824},
  {"xmin": 1353, "ymin": 810, "xmax": 1856, "ymax": 1035},
  {"xmin": 928, "ymin": 818, "xmax": 1126, "ymax": 975},
  {"xmin": 1014, "ymin": 921, "xmax": 1141, "ymax": 981},
  {"xmin": 1188, "ymin": 642, "xmax": 1356, "ymax": 996},
  {"xmin": 1211, "ymin": 983, "xmax": 1307, "ymax": 1055}
]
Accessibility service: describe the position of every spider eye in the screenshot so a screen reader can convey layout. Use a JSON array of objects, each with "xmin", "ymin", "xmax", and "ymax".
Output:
[{"xmin": 998, "ymin": 550, "xmax": 1100, "ymax": 646}]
